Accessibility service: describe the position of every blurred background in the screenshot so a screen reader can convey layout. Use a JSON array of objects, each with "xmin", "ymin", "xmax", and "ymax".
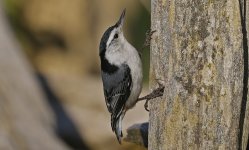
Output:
[{"xmin": 0, "ymin": 0, "xmax": 150, "ymax": 150}]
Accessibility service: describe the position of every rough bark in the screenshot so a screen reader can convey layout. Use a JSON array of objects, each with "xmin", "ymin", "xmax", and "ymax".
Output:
[
  {"xmin": 0, "ymin": 1, "xmax": 69, "ymax": 149},
  {"xmin": 149, "ymin": 0, "xmax": 247, "ymax": 149}
]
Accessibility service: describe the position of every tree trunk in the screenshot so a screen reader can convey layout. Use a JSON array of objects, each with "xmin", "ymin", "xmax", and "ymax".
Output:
[
  {"xmin": 242, "ymin": 1, "xmax": 249, "ymax": 149},
  {"xmin": 149, "ymin": 0, "xmax": 248, "ymax": 149}
]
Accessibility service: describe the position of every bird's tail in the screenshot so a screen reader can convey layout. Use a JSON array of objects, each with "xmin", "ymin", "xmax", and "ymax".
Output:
[{"xmin": 111, "ymin": 112, "xmax": 125, "ymax": 144}]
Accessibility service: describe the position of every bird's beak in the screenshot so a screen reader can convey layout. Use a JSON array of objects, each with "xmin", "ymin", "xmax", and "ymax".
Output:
[{"xmin": 116, "ymin": 8, "xmax": 126, "ymax": 29}]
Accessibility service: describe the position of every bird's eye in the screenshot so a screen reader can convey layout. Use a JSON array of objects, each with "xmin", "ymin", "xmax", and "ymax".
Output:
[{"xmin": 114, "ymin": 33, "xmax": 118, "ymax": 39}]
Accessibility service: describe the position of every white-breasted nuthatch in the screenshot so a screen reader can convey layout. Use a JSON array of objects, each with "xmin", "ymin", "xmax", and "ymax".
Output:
[{"xmin": 99, "ymin": 9, "xmax": 143, "ymax": 143}]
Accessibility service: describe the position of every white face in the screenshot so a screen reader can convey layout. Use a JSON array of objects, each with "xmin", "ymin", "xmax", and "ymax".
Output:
[
  {"xmin": 106, "ymin": 9, "xmax": 126, "ymax": 53},
  {"xmin": 106, "ymin": 27, "xmax": 125, "ymax": 53},
  {"xmin": 105, "ymin": 27, "xmax": 127, "ymax": 66},
  {"xmin": 104, "ymin": 9, "xmax": 127, "ymax": 66}
]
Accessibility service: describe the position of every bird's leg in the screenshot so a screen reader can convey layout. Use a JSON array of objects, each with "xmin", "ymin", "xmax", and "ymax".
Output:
[{"xmin": 138, "ymin": 79, "xmax": 165, "ymax": 111}]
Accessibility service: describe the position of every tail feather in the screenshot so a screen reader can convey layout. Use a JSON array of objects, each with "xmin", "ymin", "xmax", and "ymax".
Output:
[{"xmin": 111, "ymin": 112, "xmax": 125, "ymax": 144}]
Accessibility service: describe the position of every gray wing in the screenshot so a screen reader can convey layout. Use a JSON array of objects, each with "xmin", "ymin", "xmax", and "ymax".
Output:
[{"xmin": 101, "ymin": 64, "xmax": 132, "ymax": 130}]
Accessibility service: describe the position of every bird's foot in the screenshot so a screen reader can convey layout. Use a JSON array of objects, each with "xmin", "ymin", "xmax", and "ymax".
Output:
[
  {"xmin": 141, "ymin": 29, "xmax": 156, "ymax": 50},
  {"xmin": 138, "ymin": 79, "xmax": 165, "ymax": 111}
]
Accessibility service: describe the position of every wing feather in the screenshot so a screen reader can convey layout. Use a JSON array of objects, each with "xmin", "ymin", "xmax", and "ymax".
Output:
[{"xmin": 101, "ymin": 64, "xmax": 132, "ymax": 131}]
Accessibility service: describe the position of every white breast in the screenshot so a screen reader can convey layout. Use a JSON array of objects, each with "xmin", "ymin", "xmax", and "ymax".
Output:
[
  {"xmin": 105, "ymin": 39, "xmax": 143, "ymax": 110},
  {"xmin": 124, "ymin": 43, "xmax": 143, "ymax": 109}
]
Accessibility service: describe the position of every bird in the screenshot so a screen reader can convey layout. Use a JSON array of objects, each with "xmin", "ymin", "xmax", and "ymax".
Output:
[{"xmin": 99, "ymin": 9, "xmax": 143, "ymax": 143}]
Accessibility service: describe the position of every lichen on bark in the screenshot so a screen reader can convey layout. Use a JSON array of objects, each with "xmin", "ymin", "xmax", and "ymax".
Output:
[{"xmin": 149, "ymin": 0, "xmax": 246, "ymax": 149}]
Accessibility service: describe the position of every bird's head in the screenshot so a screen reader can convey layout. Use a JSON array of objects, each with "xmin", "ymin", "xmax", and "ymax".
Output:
[{"xmin": 99, "ymin": 9, "xmax": 126, "ymax": 56}]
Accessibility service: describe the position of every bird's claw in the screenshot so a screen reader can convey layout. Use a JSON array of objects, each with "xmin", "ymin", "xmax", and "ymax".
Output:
[
  {"xmin": 155, "ymin": 78, "xmax": 164, "ymax": 88},
  {"xmin": 139, "ymin": 79, "xmax": 165, "ymax": 111},
  {"xmin": 142, "ymin": 29, "xmax": 157, "ymax": 50},
  {"xmin": 144, "ymin": 99, "xmax": 149, "ymax": 111}
]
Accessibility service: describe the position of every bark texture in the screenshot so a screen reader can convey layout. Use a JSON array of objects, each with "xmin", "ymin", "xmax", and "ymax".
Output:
[{"xmin": 149, "ymin": 0, "xmax": 247, "ymax": 149}]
